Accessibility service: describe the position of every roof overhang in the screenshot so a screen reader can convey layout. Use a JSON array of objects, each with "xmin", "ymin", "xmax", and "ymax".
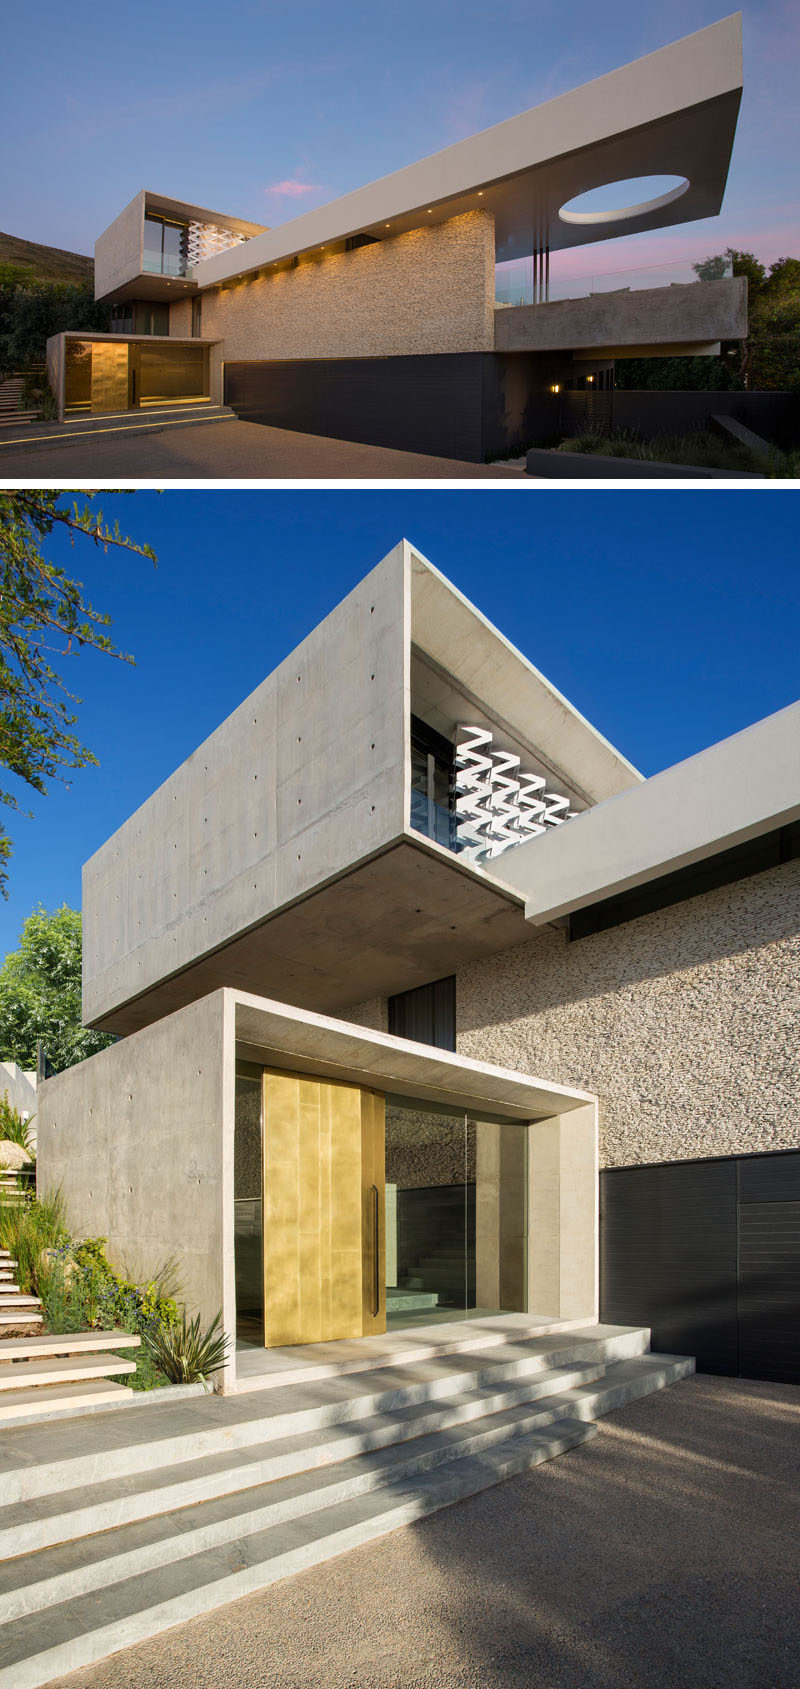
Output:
[
  {"xmin": 490, "ymin": 700, "xmax": 800, "ymax": 923},
  {"xmin": 409, "ymin": 543, "xmax": 642, "ymax": 805},
  {"xmin": 232, "ymin": 990, "xmax": 595, "ymax": 1120},
  {"xmin": 194, "ymin": 16, "xmax": 742, "ymax": 287}
]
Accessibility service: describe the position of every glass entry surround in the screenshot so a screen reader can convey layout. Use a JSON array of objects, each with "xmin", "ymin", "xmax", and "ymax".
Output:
[{"xmin": 234, "ymin": 1067, "xmax": 529, "ymax": 1348}]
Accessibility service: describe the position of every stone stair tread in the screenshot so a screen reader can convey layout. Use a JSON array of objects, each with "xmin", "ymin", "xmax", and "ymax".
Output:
[
  {"xmin": 0, "ymin": 1381, "xmax": 133, "ymax": 1423},
  {"xmin": 0, "ymin": 1420, "xmax": 597, "ymax": 1686},
  {"xmin": 0, "ymin": 1361, "xmax": 605, "ymax": 1554},
  {"xmin": 0, "ymin": 1330, "xmax": 651, "ymax": 1504},
  {"xmin": 0, "ymin": 1295, "xmax": 40, "ymax": 1306},
  {"xmin": 0, "ymin": 1331, "xmax": 140, "ymax": 1361},
  {"xmin": 0, "ymin": 1354, "xmax": 138, "ymax": 1391},
  {"xmin": 0, "ymin": 1312, "xmax": 43, "ymax": 1325},
  {"xmin": 0, "ymin": 1392, "xmax": 607, "ymax": 1610}
]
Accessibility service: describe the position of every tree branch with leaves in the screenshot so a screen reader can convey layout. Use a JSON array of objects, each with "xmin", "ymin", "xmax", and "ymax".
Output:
[{"xmin": 0, "ymin": 491, "xmax": 156, "ymax": 895}]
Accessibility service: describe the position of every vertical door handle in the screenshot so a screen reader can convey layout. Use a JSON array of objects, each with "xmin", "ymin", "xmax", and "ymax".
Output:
[{"xmin": 371, "ymin": 1184, "xmax": 380, "ymax": 1317}]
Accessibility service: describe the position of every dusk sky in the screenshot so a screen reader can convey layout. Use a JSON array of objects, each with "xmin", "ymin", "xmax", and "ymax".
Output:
[
  {"xmin": 1, "ymin": 2, "xmax": 798, "ymax": 275},
  {"xmin": 1, "ymin": 489, "xmax": 797, "ymax": 958}
]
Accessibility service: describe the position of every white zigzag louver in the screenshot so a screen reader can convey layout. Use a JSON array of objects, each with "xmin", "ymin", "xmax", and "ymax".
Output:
[{"xmin": 454, "ymin": 725, "xmax": 577, "ymax": 864}]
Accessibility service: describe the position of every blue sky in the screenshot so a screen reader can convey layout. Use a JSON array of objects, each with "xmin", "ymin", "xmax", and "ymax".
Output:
[
  {"xmin": 1, "ymin": 2, "xmax": 798, "ymax": 273},
  {"xmin": 1, "ymin": 488, "xmax": 798, "ymax": 957}
]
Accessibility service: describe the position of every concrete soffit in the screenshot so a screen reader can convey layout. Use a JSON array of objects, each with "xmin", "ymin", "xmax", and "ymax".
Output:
[
  {"xmin": 405, "ymin": 539, "xmax": 642, "ymax": 806},
  {"xmin": 231, "ymin": 989, "xmax": 596, "ymax": 1120}
]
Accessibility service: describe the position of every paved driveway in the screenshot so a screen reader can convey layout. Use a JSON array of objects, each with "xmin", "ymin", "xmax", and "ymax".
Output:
[
  {"xmin": 48, "ymin": 1375, "xmax": 799, "ymax": 1689},
  {"xmin": 0, "ymin": 419, "xmax": 526, "ymax": 481}
]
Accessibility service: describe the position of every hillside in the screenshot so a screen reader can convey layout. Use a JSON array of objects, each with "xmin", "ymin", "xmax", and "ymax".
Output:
[{"xmin": 0, "ymin": 231, "xmax": 93, "ymax": 284}]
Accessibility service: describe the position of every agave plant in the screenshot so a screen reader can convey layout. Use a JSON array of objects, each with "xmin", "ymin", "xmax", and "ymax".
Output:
[{"xmin": 143, "ymin": 1308, "xmax": 229, "ymax": 1386}]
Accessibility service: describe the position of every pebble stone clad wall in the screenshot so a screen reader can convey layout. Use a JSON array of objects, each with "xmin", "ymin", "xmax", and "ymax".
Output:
[
  {"xmin": 346, "ymin": 863, "xmax": 800, "ymax": 1170},
  {"xmin": 171, "ymin": 212, "xmax": 496, "ymax": 361},
  {"xmin": 455, "ymin": 861, "xmax": 800, "ymax": 1170}
]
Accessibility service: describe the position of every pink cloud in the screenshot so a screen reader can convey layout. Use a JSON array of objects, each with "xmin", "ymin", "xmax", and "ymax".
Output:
[{"xmin": 264, "ymin": 179, "xmax": 323, "ymax": 199}]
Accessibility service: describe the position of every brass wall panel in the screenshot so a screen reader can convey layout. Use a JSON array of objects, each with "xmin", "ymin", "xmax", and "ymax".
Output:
[
  {"xmin": 262, "ymin": 1068, "xmax": 385, "ymax": 1347},
  {"xmin": 90, "ymin": 342, "xmax": 129, "ymax": 414}
]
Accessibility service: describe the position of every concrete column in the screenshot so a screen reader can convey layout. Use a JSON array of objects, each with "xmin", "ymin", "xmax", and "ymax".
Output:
[
  {"xmin": 475, "ymin": 1121, "xmax": 527, "ymax": 1313},
  {"xmin": 527, "ymin": 1103, "xmax": 597, "ymax": 1321}
]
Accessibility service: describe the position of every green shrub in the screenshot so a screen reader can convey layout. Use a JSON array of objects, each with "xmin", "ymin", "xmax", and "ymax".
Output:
[
  {"xmin": 143, "ymin": 1309, "xmax": 229, "ymax": 1387},
  {"xmin": 0, "ymin": 1091, "xmax": 35, "ymax": 1155},
  {"xmin": 0, "ymin": 1187, "xmax": 68, "ymax": 1292}
]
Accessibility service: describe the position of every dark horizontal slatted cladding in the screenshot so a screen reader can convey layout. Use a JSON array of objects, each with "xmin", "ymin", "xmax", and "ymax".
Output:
[
  {"xmin": 601, "ymin": 1150, "xmax": 800, "ymax": 1383},
  {"xmin": 600, "ymin": 1159, "xmax": 738, "ymax": 1375}
]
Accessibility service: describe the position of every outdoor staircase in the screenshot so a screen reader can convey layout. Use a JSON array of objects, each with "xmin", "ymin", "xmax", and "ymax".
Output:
[
  {"xmin": 0, "ymin": 377, "xmax": 40, "ymax": 427},
  {"xmin": 0, "ymin": 399, "xmax": 236, "ymax": 451},
  {"xmin": 0, "ymin": 1332, "xmax": 141, "ymax": 1424},
  {"xmin": 0, "ymin": 1247, "xmax": 42, "ymax": 1328},
  {"xmin": 0, "ymin": 1322, "xmax": 694, "ymax": 1689}
]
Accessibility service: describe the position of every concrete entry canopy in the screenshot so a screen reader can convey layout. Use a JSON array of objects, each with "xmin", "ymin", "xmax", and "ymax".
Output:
[
  {"xmin": 37, "ymin": 988, "xmax": 599, "ymax": 1391},
  {"xmin": 82, "ymin": 540, "xmax": 640, "ymax": 1037}
]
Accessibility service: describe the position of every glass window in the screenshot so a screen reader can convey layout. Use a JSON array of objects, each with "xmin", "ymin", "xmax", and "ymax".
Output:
[
  {"xmin": 409, "ymin": 715, "xmax": 455, "ymax": 849},
  {"xmin": 385, "ymin": 1098, "xmax": 527, "ymax": 1330},
  {"xmin": 142, "ymin": 216, "xmax": 187, "ymax": 276},
  {"xmin": 234, "ymin": 1071, "xmax": 262, "ymax": 1344}
]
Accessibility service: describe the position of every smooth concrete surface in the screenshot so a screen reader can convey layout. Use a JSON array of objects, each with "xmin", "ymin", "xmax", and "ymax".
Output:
[
  {"xmin": 0, "ymin": 416, "xmax": 526, "ymax": 478},
  {"xmin": 94, "ymin": 191, "xmax": 145, "ymax": 306},
  {"xmin": 93, "ymin": 839, "xmax": 530, "ymax": 1038},
  {"xmin": 37, "ymin": 992, "xmax": 229, "ymax": 1338},
  {"xmin": 195, "ymin": 18, "xmax": 742, "ymax": 284},
  {"xmin": 409, "ymin": 546, "xmax": 641, "ymax": 805},
  {"xmin": 232, "ymin": 990, "xmax": 596, "ymax": 1121},
  {"xmin": 490, "ymin": 699, "xmax": 800, "ymax": 922},
  {"xmin": 0, "ymin": 1329, "xmax": 693, "ymax": 1689},
  {"xmin": 82, "ymin": 547, "xmax": 408, "ymax": 1028},
  {"xmin": 94, "ymin": 189, "xmax": 264, "ymax": 307},
  {"xmin": 82, "ymin": 539, "xmax": 637, "ymax": 1034},
  {"xmin": 0, "ymin": 1061, "xmax": 36, "ymax": 1121},
  {"xmin": 496, "ymin": 276, "xmax": 747, "ymax": 353},
  {"xmin": 34, "ymin": 1375, "xmax": 796, "ymax": 1689},
  {"xmin": 528, "ymin": 1106, "xmax": 598, "ymax": 1321}
]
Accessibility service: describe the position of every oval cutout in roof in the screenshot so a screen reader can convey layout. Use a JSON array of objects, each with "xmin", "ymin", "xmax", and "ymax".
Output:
[{"xmin": 559, "ymin": 175, "xmax": 690, "ymax": 226}]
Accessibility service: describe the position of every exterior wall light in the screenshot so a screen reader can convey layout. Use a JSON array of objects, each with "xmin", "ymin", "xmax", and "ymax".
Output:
[
  {"xmin": 587, "ymin": 374, "xmax": 594, "ymax": 383},
  {"xmin": 551, "ymin": 383, "xmax": 561, "ymax": 394}
]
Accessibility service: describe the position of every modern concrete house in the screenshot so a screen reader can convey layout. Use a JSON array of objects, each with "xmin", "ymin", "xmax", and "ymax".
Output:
[
  {"xmin": 46, "ymin": 16, "xmax": 748, "ymax": 459},
  {"xmin": 37, "ymin": 540, "xmax": 800, "ymax": 1394}
]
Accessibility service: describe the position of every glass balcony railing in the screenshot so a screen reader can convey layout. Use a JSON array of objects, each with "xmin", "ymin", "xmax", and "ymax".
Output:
[{"xmin": 495, "ymin": 255, "xmax": 734, "ymax": 309}]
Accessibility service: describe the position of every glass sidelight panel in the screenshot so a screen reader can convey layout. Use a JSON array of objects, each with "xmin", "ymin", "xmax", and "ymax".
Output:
[
  {"xmin": 385, "ymin": 1099, "xmax": 528, "ymax": 1329},
  {"xmin": 234, "ymin": 1069, "xmax": 263, "ymax": 1344}
]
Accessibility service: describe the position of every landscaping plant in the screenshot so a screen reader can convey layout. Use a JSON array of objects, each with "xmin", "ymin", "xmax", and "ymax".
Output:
[
  {"xmin": 0, "ymin": 1090, "xmax": 35, "ymax": 1155},
  {"xmin": 143, "ymin": 1308, "xmax": 229, "ymax": 1387}
]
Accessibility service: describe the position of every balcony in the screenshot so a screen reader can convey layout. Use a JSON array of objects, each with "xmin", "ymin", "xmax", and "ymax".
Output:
[{"xmin": 493, "ymin": 258, "xmax": 747, "ymax": 358}]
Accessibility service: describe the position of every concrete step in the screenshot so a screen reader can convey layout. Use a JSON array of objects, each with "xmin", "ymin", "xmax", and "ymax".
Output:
[
  {"xmin": 0, "ymin": 403, "xmax": 236, "ymax": 453},
  {"xmin": 0, "ymin": 1356, "xmax": 693, "ymax": 1623},
  {"xmin": 0, "ymin": 1360, "xmax": 605, "ymax": 1558},
  {"xmin": 0, "ymin": 1395, "xmax": 607, "ymax": 1621},
  {"xmin": 0, "ymin": 1311, "xmax": 43, "ymax": 1326},
  {"xmin": 0, "ymin": 1294, "xmax": 40, "ymax": 1307},
  {"xmin": 386, "ymin": 1291, "xmax": 439, "ymax": 1311},
  {"xmin": 0, "ymin": 1328, "xmax": 651, "ymax": 1507},
  {"xmin": 0, "ymin": 1331, "xmax": 140, "ymax": 1362},
  {"xmin": 0, "ymin": 1353, "xmax": 137, "ymax": 1392},
  {"xmin": 0, "ymin": 1420, "xmax": 596, "ymax": 1689},
  {"xmin": 0, "ymin": 1380, "xmax": 133, "ymax": 1425}
]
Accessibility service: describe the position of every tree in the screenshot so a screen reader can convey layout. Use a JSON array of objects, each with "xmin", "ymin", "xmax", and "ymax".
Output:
[
  {"xmin": 0, "ymin": 491, "xmax": 156, "ymax": 894},
  {"xmin": 0, "ymin": 905, "xmax": 113, "ymax": 1073},
  {"xmin": 0, "ymin": 275, "xmax": 110, "ymax": 377}
]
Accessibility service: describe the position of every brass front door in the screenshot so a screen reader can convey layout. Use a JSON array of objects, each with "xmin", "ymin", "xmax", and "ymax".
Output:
[
  {"xmin": 261, "ymin": 1069, "xmax": 386, "ymax": 1347},
  {"xmin": 90, "ymin": 342, "xmax": 130, "ymax": 413}
]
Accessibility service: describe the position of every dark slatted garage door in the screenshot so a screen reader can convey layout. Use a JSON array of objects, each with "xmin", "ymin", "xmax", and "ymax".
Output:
[
  {"xmin": 737, "ymin": 1153, "xmax": 800, "ymax": 1383},
  {"xmin": 600, "ymin": 1149, "xmax": 800, "ymax": 1383}
]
